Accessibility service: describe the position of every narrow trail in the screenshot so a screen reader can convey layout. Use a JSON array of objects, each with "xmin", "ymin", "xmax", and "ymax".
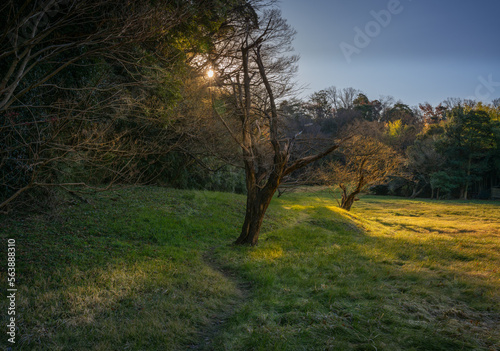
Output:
[{"xmin": 188, "ymin": 247, "xmax": 252, "ymax": 350}]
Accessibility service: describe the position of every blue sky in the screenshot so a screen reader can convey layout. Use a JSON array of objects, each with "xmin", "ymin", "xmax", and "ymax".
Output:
[{"xmin": 279, "ymin": 0, "xmax": 500, "ymax": 107}]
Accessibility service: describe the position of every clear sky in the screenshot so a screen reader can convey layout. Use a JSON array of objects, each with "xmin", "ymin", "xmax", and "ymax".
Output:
[{"xmin": 278, "ymin": 0, "xmax": 500, "ymax": 107}]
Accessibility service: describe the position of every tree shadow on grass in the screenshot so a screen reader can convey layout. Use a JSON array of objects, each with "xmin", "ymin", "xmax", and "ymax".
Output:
[
  {"xmin": 316, "ymin": 205, "xmax": 500, "ymax": 351},
  {"xmin": 215, "ymin": 201, "xmax": 500, "ymax": 350}
]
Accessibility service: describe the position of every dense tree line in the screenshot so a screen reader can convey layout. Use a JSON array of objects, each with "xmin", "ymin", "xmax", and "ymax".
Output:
[{"xmin": 283, "ymin": 88, "xmax": 500, "ymax": 204}]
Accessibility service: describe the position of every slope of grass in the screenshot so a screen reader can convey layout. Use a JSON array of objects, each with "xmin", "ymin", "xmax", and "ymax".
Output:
[
  {"xmin": 0, "ymin": 188, "xmax": 246, "ymax": 351},
  {"xmin": 210, "ymin": 191, "xmax": 500, "ymax": 350},
  {"xmin": 1, "ymin": 187, "xmax": 499, "ymax": 350}
]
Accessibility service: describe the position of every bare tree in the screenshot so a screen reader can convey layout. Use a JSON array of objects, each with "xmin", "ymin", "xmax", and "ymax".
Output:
[
  {"xmin": 378, "ymin": 95, "xmax": 395, "ymax": 121},
  {"xmin": 320, "ymin": 135, "xmax": 402, "ymax": 211},
  {"xmin": 0, "ymin": 0, "xmax": 190, "ymax": 112},
  {"xmin": 324, "ymin": 86, "xmax": 361, "ymax": 111},
  {"xmin": 493, "ymin": 98, "xmax": 500, "ymax": 108},
  {"xmin": 206, "ymin": 4, "xmax": 345, "ymax": 245},
  {"xmin": 442, "ymin": 97, "xmax": 476, "ymax": 111}
]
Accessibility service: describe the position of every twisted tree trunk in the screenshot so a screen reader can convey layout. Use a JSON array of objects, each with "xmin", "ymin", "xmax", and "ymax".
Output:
[
  {"xmin": 339, "ymin": 184, "xmax": 360, "ymax": 211},
  {"xmin": 235, "ymin": 177, "xmax": 278, "ymax": 245}
]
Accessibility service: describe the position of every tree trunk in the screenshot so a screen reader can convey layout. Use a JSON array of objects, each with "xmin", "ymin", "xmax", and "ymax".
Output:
[
  {"xmin": 235, "ymin": 187, "xmax": 276, "ymax": 245},
  {"xmin": 338, "ymin": 183, "xmax": 360, "ymax": 211},
  {"xmin": 338, "ymin": 171, "xmax": 364, "ymax": 212},
  {"xmin": 235, "ymin": 172, "xmax": 280, "ymax": 245},
  {"xmin": 463, "ymin": 155, "xmax": 472, "ymax": 200},
  {"xmin": 410, "ymin": 180, "xmax": 427, "ymax": 199},
  {"xmin": 340, "ymin": 190, "xmax": 359, "ymax": 211}
]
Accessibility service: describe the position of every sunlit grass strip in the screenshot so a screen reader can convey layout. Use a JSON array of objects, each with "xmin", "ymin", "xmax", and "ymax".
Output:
[{"xmin": 211, "ymin": 190, "xmax": 500, "ymax": 350}]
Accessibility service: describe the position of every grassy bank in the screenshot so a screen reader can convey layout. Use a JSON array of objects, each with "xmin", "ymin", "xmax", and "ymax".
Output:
[{"xmin": 1, "ymin": 187, "xmax": 499, "ymax": 350}]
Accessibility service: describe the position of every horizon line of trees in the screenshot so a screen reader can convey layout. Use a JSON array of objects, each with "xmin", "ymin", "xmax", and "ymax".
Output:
[{"xmin": 282, "ymin": 87, "xmax": 500, "ymax": 204}]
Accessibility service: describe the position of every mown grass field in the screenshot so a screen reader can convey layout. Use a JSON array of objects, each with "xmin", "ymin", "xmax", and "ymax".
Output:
[{"xmin": 0, "ymin": 187, "xmax": 499, "ymax": 350}]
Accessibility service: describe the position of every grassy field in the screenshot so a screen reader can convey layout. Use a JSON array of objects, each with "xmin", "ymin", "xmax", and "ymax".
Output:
[{"xmin": 0, "ymin": 187, "xmax": 499, "ymax": 350}]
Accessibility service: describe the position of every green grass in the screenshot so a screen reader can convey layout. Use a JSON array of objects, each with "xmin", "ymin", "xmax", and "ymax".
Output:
[{"xmin": 1, "ymin": 187, "xmax": 499, "ymax": 350}]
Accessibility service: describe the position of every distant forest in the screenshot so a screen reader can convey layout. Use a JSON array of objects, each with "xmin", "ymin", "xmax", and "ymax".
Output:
[{"xmin": 280, "ymin": 90, "xmax": 500, "ymax": 203}]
